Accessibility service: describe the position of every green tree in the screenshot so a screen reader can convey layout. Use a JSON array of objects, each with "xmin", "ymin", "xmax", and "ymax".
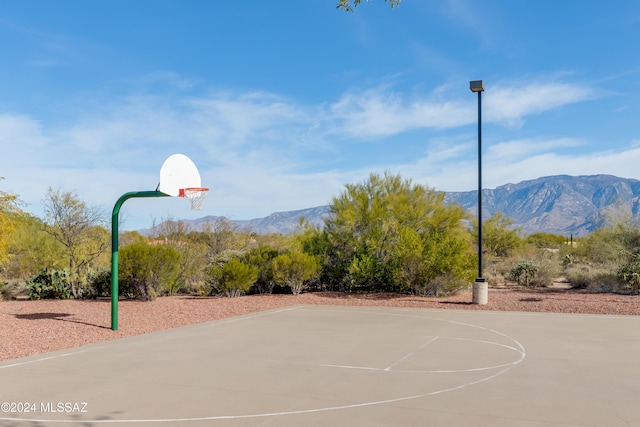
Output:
[
  {"xmin": 198, "ymin": 217, "xmax": 239, "ymax": 254},
  {"xmin": 295, "ymin": 226, "xmax": 337, "ymax": 291},
  {"xmin": 0, "ymin": 180, "xmax": 22, "ymax": 268},
  {"xmin": 395, "ymin": 224, "xmax": 474, "ymax": 295},
  {"xmin": 272, "ymin": 251, "xmax": 319, "ymax": 295},
  {"xmin": 323, "ymin": 172, "xmax": 475, "ymax": 293},
  {"xmin": 7, "ymin": 215, "xmax": 66, "ymax": 281},
  {"xmin": 575, "ymin": 225, "xmax": 627, "ymax": 265},
  {"xmin": 473, "ymin": 212, "xmax": 521, "ymax": 257},
  {"xmin": 42, "ymin": 188, "xmax": 109, "ymax": 298},
  {"xmin": 337, "ymin": 0, "xmax": 401, "ymax": 12}
]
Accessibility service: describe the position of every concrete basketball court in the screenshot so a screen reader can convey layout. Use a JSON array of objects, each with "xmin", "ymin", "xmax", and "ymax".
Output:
[{"xmin": 1, "ymin": 305, "xmax": 639, "ymax": 426}]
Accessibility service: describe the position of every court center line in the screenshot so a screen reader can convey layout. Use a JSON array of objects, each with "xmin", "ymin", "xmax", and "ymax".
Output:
[{"xmin": 384, "ymin": 336, "xmax": 438, "ymax": 371}]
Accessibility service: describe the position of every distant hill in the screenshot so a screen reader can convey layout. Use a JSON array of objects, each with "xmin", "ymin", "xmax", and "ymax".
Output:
[
  {"xmin": 445, "ymin": 174, "xmax": 640, "ymax": 236},
  {"xmin": 140, "ymin": 175, "xmax": 640, "ymax": 237},
  {"xmin": 139, "ymin": 206, "xmax": 330, "ymax": 236}
]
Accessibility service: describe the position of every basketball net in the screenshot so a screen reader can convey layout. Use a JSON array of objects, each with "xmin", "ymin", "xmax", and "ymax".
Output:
[{"xmin": 179, "ymin": 188, "xmax": 209, "ymax": 210}]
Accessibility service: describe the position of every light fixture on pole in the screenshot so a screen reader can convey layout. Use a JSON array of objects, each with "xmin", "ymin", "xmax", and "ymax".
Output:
[{"xmin": 470, "ymin": 80, "xmax": 488, "ymax": 305}]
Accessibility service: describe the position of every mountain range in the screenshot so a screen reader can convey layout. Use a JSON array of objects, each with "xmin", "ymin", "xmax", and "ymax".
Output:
[{"xmin": 141, "ymin": 175, "xmax": 640, "ymax": 238}]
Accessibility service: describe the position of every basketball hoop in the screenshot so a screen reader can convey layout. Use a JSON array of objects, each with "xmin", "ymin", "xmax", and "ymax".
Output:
[{"xmin": 179, "ymin": 187, "xmax": 209, "ymax": 210}]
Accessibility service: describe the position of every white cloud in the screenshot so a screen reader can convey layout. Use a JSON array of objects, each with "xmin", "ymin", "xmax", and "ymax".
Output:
[
  {"xmin": 400, "ymin": 142, "xmax": 640, "ymax": 193},
  {"xmin": 0, "ymin": 114, "xmax": 49, "ymax": 150},
  {"xmin": 327, "ymin": 78, "xmax": 598, "ymax": 139},
  {"xmin": 485, "ymin": 81, "xmax": 597, "ymax": 126},
  {"xmin": 0, "ymin": 75, "xmax": 616, "ymax": 230},
  {"xmin": 328, "ymin": 87, "xmax": 471, "ymax": 138},
  {"xmin": 486, "ymin": 138, "xmax": 584, "ymax": 161}
]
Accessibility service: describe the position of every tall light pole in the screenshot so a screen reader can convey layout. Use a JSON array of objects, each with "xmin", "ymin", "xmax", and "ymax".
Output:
[{"xmin": 470, "ymin": 80, "xmax": 488, "ymax": 305}]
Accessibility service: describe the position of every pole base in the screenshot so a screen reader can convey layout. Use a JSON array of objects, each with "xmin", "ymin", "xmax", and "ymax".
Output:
[{"xmin": 472, "ymin": 278, "xmax": 488, "ymax": 305}]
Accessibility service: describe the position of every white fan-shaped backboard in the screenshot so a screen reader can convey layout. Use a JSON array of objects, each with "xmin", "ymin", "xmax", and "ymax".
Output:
[{"xmin": 159, "ymin": 154, "xmax": 202, "ymax": 197}]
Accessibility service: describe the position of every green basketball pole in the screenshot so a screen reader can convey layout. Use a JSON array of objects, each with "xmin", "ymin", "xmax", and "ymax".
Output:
[{"xmin": 111, "ymin": 191, "xmax": 169, "ymax": 330}]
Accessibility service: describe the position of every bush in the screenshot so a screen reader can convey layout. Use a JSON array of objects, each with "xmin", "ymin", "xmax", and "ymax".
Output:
[
  {"xmin": 86, "ymin": 269, "xmax": 112, "ymax": 298},
  {"xmin": 26, "ymin": 269, "xmax": 73, "ymax": 300},
  {"xmin": 245, "ymin": 245, "xmax": 280, "ymax": 294},
  {"xmin": 119, "ymin": 242, "xmax": 182, "ymax": 300},
  {"xmin": 272, "ymin": 251, "xmax": 319, "ymax": 295},
  {"xmin": 565, "ymin": 264, "xmax": 623, "ymax": 293},
  {"xmin": 345, "ymin": 252, "xmax": 394, "ymax": 292},
  {"xmin": 0, "ymin": 281, "xmax": 9, "ymax": 300},
  {"xmin": 617, "ymin": 255, "xmax": 640, "ymax": 294},
  {"xmin": 528, "ymin": 255, "xmax": 561, "ymax": 287},
  {"xmin": 211, "ymin": 258, "xmax": 258, "ymax": 297},
  {"xmin": 524, "ymin": 232, "xmax": 566, "ymax": 249},
  {"xmin": 419, "ymin": 273, "xmax": 469, "ymax": 297}
]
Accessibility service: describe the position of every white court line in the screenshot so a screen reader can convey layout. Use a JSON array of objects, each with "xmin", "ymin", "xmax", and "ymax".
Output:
[
  {"xmin": 0, "ymin": 306, "xmax": 527, "ymax": 424},
  {"xmin": 0, "ymin": 351, "xmax": 87, "ymax": 370},
  {"xmin": 0, "ymin": 365, "xmax": 516, "ymax": 424},
  {"xmin": 384, "ymin": 336, "xmax": 438, "ymax": 371},
  {"xmin": 316, "ymin": 334, "xmax": 524, "ymax": 374}
]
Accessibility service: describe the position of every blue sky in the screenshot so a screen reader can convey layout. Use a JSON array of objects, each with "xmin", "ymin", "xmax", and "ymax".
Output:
[{"xmin": 1, "ymin": 0, "xmax": 640, "ymax": 230}]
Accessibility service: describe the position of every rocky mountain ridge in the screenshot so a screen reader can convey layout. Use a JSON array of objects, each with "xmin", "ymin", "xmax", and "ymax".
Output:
[{"xmin": 141, "ymin": 175, "xmax": 640, "ymax": 237}]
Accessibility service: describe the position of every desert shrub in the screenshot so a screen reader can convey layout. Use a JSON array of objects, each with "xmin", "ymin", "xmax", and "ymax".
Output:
[
  {"xmin": 529, "ymin": 255, "xmax": 561, "ymax": 287},
  {"xmin": 562, "ymin": 253, "xmax": 582, "ymax": 266},
  {"xmin": 417, "ymin": 273, "xmax": 468, "ymax": 297},
  {"xmin": 482, "ymin": 255, "xmax": 511, "ymax": 286},
  {"xmin": 617, "ymin": 254, "xmax": 640, "ymax": 294},
  {"xmin": 26, "ymin": 268, "xmax": 73, "ymax": 300},
  {"xmin": 2, "ymin": 280, "xmax": 27, "ymax": 299},
  {"xmin": 212, "ymin": 258, "xmax": 258, "ymax": 297},
  {"xmin": 565, "ymin": 264, "xmax": 623, "ymax": 292},
  {"xmin": 483, "ymin": 269, "xmax": 506, "ymax": 287},
  {"xmin": 566, "ymin": 220, "xmax": 640, "ymax": 294},
  {"xmin": 574, "ymin": 226, "xmax": 627, "ymax": 266},
  {"xmin": 477, "ymin": 212, "xmax": 522, "ymax": 257},
  {"xmin": 564, "ymin": 264, "xmax": 593, "ymax": 289},
  {"xmin": 205, "ymin": 250, "xmax": 245, "ymax": 295},
  {"xmin": 0, "ymin": 281, "xmax": 9, "ymax": 300},
  {"xmin": 524, "ymin": 232, "xmax": 566, "ymax": 249},
  {"xmin": 163, "ymin": 241, "xmax": 206, "ymax": 296},
  {"xmin": 118, "ymin": 241, "xmax": 182, "ymax": 300},
  {"xmin": 272, "ymin": 251, "xmax": 319, "ymax": 295},
  {"xmin": 510, "ymin": 261, "xmax": 538, "ymax": 286},
  {"xmin": 495, "ymin": 243, "xmax": 562, "ymax": 288},
  {"xmin": 0, "ymin": 280, "xmax": 22, "ymax": 300}
]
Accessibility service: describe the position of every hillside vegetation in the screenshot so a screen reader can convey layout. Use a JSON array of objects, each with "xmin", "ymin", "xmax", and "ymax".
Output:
[{"xmin": 2, "ymin": 174, "xmax": 640, "ymax": 301}]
